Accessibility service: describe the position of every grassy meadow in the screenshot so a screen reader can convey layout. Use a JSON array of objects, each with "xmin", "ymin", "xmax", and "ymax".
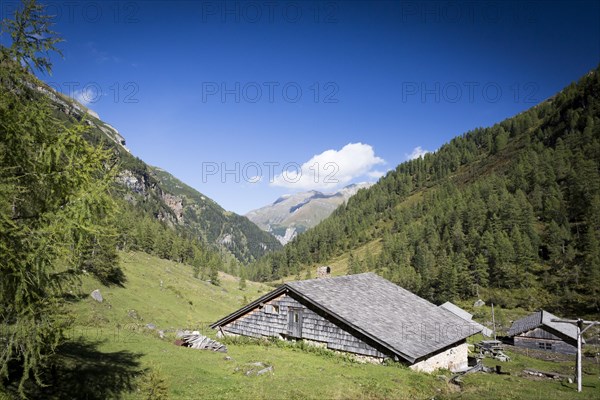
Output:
[{"xmin": 5, "ymin": 251, "xmax": 597, "ymax": 399}]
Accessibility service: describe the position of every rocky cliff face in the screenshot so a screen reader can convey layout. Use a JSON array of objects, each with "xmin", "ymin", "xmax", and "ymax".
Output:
[
  {"xmin": 148, "ymin": 167, "xmax": 282, "ymax": 262},
  {"xmin": 117, "ymin": 170, "xmax": 148, "ymax": 195},
  {"xmin": 33, "ymin": 82, "xmax": 130, "ymax": 153},
  {"xmin": 161, "ymin": 193, "xmax": 184, "ymax": 222},
  {"xmin": 246, "ymin": 183, "xmax": 373, "ymax": 244}
]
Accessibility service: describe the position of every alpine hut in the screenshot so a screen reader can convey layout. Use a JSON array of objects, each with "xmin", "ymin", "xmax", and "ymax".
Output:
[{"xmin": 211, "ymin": 273, "xmax": 480, "ymax": 372}]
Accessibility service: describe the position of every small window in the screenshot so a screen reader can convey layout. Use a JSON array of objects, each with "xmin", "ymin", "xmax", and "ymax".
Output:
[
  {"xmin": 294, "ymin": 313, "xmax": 299, "ymax": 323},
  {"xmin": 538, "ymin": 342, "xmax": 552, "ymax": 350},
  {"xmin": 264, "ymin": 304, "xmax": 279, "ymax": 315}
]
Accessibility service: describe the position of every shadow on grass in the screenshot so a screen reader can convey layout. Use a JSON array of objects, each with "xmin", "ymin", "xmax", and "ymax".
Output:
[
  {"xmin": 62, "ymin": 291, "xmax": 91, "ymax": 302},
  {"xmin": 3, "ymin": 339, "xmax": 145, "ymax": 399},
  {"xmin": 95, "ymin": 266, "xmax": 127, "ymax": 288},
  {"xmin": 558, "ymin": 379, "xmax": 599, "ymax": 393}
]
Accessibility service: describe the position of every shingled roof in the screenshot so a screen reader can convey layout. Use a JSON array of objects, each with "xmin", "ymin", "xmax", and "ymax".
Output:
[
  {"xmin": 507, "ymin": 310, "xmax": 580, "ymax": 344},
  {"xmin": 439, "ymin": 301, "xmax": 493, "ymax": 337},
  {"xmin": 439, "ymin": 302, "xmax": 473, "ymax": 321},
  {"xmin": 212, "ymin": 273, "xmax": 478, "ymax": 363}
]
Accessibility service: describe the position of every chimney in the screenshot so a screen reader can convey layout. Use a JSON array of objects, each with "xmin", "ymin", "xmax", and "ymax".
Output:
[{"xmin": 316, "ymin": 266, "xmax": 331, "ymax": 278}]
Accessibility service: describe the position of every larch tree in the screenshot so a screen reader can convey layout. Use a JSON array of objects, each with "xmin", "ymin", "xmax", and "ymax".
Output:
[{"xmin": 0, "ymin": 0, "xmax": 118, "ymax": 395}]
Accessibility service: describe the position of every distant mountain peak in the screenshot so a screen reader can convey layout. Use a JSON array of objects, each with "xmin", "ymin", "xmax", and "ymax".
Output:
[{"xmin": 246, "ymin": 182, "xmax": 373, "ymax": 244}]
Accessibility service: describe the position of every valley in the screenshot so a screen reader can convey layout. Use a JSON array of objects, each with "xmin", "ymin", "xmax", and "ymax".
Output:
[{"xmin": 1, "ymin": 1, "xmax": 599, "ymax": 399}]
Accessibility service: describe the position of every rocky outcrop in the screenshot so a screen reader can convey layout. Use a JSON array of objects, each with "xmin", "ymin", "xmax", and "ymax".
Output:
[
  {"xmin": 99, "ymin": 124, "xmax": 129, "ymax": 152},
  {"xmin": 116, "ymin": 170, "xmax": 180, "ymax": 226},
  {"xmin": 273, "ymin": 226, "xmax": 298, "ymax": 245},
  {"xmin": 220, "ymin": 234, "xmax": 233, "ymax": 246},
  {"xmin": 32, "ymin": 81, "xmax": 130, "ymax": 153},
  {"xmin": 117, "ymin": 170, "xmax": 147, "ymax": 195},
  {"xmin": 162, "ymin": 193, "xmax": 184, "ymax": 222}
]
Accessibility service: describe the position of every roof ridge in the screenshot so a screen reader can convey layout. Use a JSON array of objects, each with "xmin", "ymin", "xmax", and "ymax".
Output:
[
  {"xmin": 507, "ymin": 309, "xmax": 579, "ymax": 343},
  {"xmin": 289, "ymin": 271, "xmax": 376, "ymax": 285}
]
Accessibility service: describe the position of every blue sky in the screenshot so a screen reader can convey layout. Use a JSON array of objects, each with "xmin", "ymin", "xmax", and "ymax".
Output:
[{"xmin": 2, "ymin": 1, "xmax": 599, "ymax": 213}]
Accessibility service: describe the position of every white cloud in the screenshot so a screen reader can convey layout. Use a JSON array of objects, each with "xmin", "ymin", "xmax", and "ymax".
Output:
[
  {"xmin": 248, "ymin": 175, "xmax": 262, "ymax": 184},
  {"xmin": 270, "ymin": 143, "xmax": 385, "ymax": 191},
  {"xmin": 73, "ymin": 87, "xmax": 100, "ymax": 106},
  {"xmin": 406, "ymin": 146, "xmax": 430, "ymax": 160},
  {"xmin": 367, "ymin": 170, "xmax": 386, "ymax": 179}
]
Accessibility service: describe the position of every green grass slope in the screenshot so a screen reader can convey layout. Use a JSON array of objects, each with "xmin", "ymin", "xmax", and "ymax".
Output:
[
  {"xmin": 46, "ymin": 251, "xmax": 599, "ymax": 400},
  {"xmin": 70, "ymin": 251, "xmax": 270, "ymax": 328}
]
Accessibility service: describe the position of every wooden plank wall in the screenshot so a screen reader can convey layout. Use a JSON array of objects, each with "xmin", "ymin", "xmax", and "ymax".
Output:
[
  {"xmin": 514, "ymin": 335, "xmax": 577, "ymax": 355},
  {"xmin": 520, "ymin": 327, "xmax": 564, "ymax": 341},
  {"xmin": 223, "ymin": 293, "xmax": 387, "ymax": 358}
]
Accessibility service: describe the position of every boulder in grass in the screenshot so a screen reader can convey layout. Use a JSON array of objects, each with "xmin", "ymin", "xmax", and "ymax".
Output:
[
  {"xmin": 257, "ymin": 366, "xmax": 273, "ymax": 375},
  {"xmin": 91, "ymin": 289, "xmax": 103, "ymax": 303},
  {"xmin": 241, "ymin": 362, "xmax": 274, "ymax": 376}
]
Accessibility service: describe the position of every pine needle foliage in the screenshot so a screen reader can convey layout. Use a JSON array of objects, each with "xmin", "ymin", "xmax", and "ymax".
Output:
[{"xmin": 0, "ymin": 1, "xmax": 118, "ymax": 396}]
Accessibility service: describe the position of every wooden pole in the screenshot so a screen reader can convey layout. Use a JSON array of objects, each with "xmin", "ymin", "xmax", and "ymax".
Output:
[
  {"xmin": 577, "ymin": 320, "xmax": 582, "ymax": 392},
  {"xmin": 491, "ymin": 303, "xmax": 496, "ymax": 341},
  {"xmin": 551, "ymin": 318, "xmax": 600, "ymax": 393}
]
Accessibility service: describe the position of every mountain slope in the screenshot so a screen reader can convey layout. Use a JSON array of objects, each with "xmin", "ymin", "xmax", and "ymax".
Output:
[
  {"xmin": 43, "ymin": 82, "xmax": 282, "ymax": 264},
  {"xmin": 71, "ymin": 251, "xmax": 271, "ymax": 328},
  {"xmin": 250, "ymin": 67, "xmax": 600, "ymax": 316},
  {"xmin": 246, "ymin": 183, "xmax": 372, "ymax": 244},
  {"xmin": 149, "ymin": 166, "xmax": 282, "ymax": 262}
]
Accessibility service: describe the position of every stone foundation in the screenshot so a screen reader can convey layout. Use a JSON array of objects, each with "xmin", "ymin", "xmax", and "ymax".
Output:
[{"xmin": 410, "ymin": 342, "xmax": 469, "ymax": 373}]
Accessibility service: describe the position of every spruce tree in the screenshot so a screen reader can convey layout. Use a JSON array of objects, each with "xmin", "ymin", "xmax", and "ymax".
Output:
[{"xmin": 238, "ymin": 268, "xmax": 247, "ymax": 290}]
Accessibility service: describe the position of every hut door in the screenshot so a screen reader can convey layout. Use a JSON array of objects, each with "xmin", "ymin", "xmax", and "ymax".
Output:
[{"xmin": 288, "ymin": 308, "xmax": 303, "ymax": 338}]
